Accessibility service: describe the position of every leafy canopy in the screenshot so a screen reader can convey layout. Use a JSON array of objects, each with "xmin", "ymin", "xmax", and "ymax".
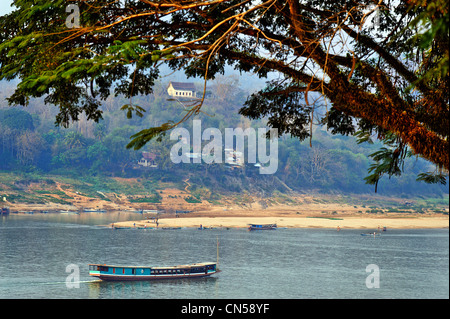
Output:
[{"xmin": 0, "ymin": 0, "xmax": 448, "ymax": 189}]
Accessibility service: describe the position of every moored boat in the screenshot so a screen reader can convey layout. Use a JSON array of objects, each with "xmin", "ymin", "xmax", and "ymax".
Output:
[
  {"xmin": 88, "ymin": 262, "xmax": 219, "ymax": 281},
  {"xmin": 248, "ymin": 223, "xmax": 277, "ymax": 230},
  {"xmin": 198, "ymin": 225, "xmax": 214, "ymax": 230},
  {"xmin": 112, "ymin": 226, "xmax": 153, "ymax": 230}
]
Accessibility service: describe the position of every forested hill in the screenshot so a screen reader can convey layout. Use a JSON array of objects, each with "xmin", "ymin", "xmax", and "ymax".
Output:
[{"xmin": 0, "ymin": 78, "xmax": 448, "ymax": 198}]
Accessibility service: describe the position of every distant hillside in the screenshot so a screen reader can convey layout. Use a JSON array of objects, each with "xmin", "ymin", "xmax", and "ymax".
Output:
[
  {"xmin": 0, "ymin": 78, "xmax": 448, "ymax": 198},
  {"xmin": 1, "ymin": 171, "xmax": 448, "ymax": 217}
]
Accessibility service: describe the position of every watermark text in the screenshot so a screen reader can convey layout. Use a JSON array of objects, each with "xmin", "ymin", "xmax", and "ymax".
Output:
[{"xmin": 170, "ymin": 120, "xmax": 278, "ymax": 174}]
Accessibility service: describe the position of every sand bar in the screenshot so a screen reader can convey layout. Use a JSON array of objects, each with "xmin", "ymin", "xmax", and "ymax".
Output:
[{"xmin": 111, "ymin": 215, "xmax": 449, "ymax": 229}]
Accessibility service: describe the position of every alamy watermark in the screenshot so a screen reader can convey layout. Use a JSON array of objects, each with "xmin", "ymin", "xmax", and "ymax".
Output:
[
  {"xmin": 366, "ymin": 264, "xmax": 380, "ymax": 289},
  {"xmin": 364, "ymin": 3, "xmax": 382, "ymax": 28},
  {"xmin": 170, "ymin": 120, "xmax": 278, "ymax": 175},
  {"xmin": 65, "ymin": 3, "xmax": 81, "ymax": 29},
  {"xmin": 66, "ymin": 264, "xmax": 80, "ymax": 289}
]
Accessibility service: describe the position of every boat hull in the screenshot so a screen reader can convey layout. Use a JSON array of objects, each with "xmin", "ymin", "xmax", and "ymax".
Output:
[
  {"xmin": 90, "ymin": 271, "xmax": 219, "ymax": 281},
  {"xmin": 248, "ymin": 224, "xmax": 277, "ymax": 230}
]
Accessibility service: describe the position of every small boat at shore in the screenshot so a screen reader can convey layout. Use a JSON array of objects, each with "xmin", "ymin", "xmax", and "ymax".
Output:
[
  {"xmin": 248, "ymin": 223, "xmax": 277, "ymax": 231},
  {"xmin": 361, "ymin": 232, "xmax": 381, "ymax": 236},
  {"xmin": 198, "ymin": 225, "xmax": 215, "ymax": 230},
  {"xmin": 89, "ymin": 262, "xmax": 219, "ymax": 281},
  {"xmin": 113, "ymin": 226, "xmax": 153, "ymax": 230}
]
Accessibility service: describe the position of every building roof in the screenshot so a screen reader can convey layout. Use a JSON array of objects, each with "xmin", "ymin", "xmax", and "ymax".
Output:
[
  {"xmin": 169, "ymin": 81, "xmax": 196, "ymax": 91},
  {"xmin": 142, "ymin": 151, "xmax": 157, "ymax": 160}
]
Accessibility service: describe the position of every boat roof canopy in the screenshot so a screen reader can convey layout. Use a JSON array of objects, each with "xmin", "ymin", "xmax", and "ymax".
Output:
[{"xmin": 89, "ymin": 262, "xmax": 216, "ymax": 269}]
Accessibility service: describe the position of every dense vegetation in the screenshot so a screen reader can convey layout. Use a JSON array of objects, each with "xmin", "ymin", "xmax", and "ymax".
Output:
[
  {"xmin": 1, "ymin": 0, "xmax": 448, "ymax": 191},
  {"xmin": 0, "ymin": 78, "xmax": 447, "ymax": 197}
]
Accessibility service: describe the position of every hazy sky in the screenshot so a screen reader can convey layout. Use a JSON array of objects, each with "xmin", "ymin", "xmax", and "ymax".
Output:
[{"xmin": 0, "ymin": 0, "xmax": 14, "ymax": 16}]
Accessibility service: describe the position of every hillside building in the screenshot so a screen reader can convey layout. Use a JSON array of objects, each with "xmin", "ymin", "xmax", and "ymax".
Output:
[{"xmin": 167, "ymin": 82, "xmax": 197, "ymax": 98}]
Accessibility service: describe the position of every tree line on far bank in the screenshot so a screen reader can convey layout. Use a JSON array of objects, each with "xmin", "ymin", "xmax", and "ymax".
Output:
[{"xmin": 0, "ymin": 79, "xmax": 447, "ymax": 197}]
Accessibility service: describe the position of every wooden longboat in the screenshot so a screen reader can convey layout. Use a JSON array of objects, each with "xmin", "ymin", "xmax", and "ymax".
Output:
[
  {"xmin": 248, "ymin": 223, "xmax": 277, "ymax": 230},
  {"xmin": 88, "ymin": 262, "xmax": 219, "ymax": 281}
]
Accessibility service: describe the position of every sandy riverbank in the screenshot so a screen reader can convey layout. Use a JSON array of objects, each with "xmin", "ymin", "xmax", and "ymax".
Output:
[
  {"xmin": 111, "ymin": 214, "xmax": 449, "ymax": 229},
  {"xmin": 5, "ymin": 184, "xmax": 448, "ymax": 229}
]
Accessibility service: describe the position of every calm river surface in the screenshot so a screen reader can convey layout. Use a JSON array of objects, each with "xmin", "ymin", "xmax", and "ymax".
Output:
[{"xmin": 0, "ymin": 213, "xmax": 448, "ymax": 299}]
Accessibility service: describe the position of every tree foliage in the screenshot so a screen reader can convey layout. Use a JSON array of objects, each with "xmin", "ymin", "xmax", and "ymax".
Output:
[
  {"xmin": 0, "ymin": 79, "xmax": 446, "ymax": 196},
  {"xmin": 0, "ymin": 0, "xmax": 448, "ymax": 188}
]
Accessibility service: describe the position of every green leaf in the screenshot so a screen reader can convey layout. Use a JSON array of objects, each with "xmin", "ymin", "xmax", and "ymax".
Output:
[
  {"xmin": 417, "ymin": 172, "xmax": 447, "ymax": 185},
  {"xmin": 127, "ymin": 122, "xmax": 173, "ymax": 150},
  {"xmin": 120, "ymin": 104, "xmax": 147, "ymax": 120},
  {"xmin": 61, "ymin": 66, "xmax": 84, "ymax": 80},
  {"xmin": 36, "ymin": 84, "xmax": 48, "ymax": 93}
]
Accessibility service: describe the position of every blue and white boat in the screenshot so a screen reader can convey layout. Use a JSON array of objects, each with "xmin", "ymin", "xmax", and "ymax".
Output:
[
  {"xmin": 89, "ymin": 262, "xmax": 219, "ymax": 281},
  {"xmin": 248, "ymin": 223, "xmax": 277, "ymax": 230},
  {"xmin": 361, "ymin": 232, "xmax": 381, "ymax": 236}
]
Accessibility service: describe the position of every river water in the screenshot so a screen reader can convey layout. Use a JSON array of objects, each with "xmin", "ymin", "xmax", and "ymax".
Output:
[{"xmin": 0, "ymin": 213, "xmax": 448, "ymax": 299}]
